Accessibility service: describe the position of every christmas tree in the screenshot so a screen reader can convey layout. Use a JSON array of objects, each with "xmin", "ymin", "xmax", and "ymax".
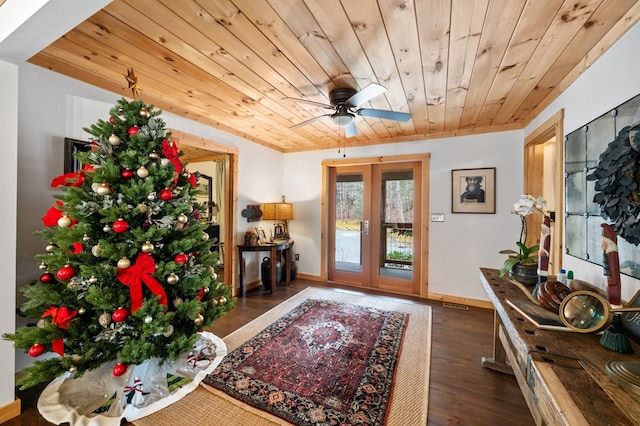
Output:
[{"xmin": 4, "ymin": 95, "xmax": 234, "ymax": 390}]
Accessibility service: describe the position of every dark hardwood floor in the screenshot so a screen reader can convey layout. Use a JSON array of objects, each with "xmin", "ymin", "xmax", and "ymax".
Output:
[{"xmin": 8, "ymin": 279, "xmax": 534, "ymax": 425}]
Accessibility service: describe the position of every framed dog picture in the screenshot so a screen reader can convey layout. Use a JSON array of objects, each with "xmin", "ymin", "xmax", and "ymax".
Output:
[{"xmin": 451, "ymin": 167, "xmax": 496, "ymax": 214}]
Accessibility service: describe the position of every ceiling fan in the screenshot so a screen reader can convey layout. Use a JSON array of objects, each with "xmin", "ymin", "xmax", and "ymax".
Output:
[{"xmin": 284, "ymin": 83, "xmax": 411, "ymax": 137}]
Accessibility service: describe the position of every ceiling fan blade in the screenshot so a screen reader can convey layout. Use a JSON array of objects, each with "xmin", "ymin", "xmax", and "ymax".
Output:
[
  {"xmin": 345, "ymin": 83, "xmax": 387, "ymax": 108},
  {"xmin": 344, "ymin": 121, "xmax": 358, "ymax": 137},
  {"xmin": 282, "ymin": 97, "xmax": 333, "ymax": 110},
  {"xmin": 289, "ymin": 114, "xmax": 331, "ymax": 129},
  {"xmin": 357, "ymin": 108, "xmax": 412, "ymax": 122}
]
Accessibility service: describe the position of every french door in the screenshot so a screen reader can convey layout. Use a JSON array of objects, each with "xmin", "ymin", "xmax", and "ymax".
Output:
[{"xmin": 327, "ymin": 158, "xmax": 424, "ymax": 295}]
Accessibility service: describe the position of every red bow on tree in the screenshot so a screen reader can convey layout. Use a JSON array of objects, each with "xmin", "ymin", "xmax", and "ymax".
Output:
[
  {"xmin": 50, "ymin": 165, "xmax": 94, "ymax": 188},
  {"xmin": 162, "ymin": 139, "xmax": 182, "ymax": 178},
  {"xmin": 42, "ymin": 201, "xmax": 77, "ymax": 227},
  {"xmin": 42, "ymin": 306, "xmax": 77, "ymax": 329},
  {"xmin": 117, "ymin": 252, "xmax": 168, "ymax": 313},
  {"xmin": 41, "ymin": 306, "xmax": 78, "ymax": 357}
]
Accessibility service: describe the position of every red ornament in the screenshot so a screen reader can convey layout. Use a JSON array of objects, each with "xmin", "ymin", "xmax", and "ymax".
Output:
[
  {"xmin": 40, "ymin": 272, "xmax": 55, "ymax": 283},
  {"xmin": 28, "ymin": 344, "xmax": 46, "ymax": 357},
  {"xmin": 112, "ymin": 307, "xmax": 129, "ymax": 323},
  {"xmin": 56, "ymin": 265, "xmax": 76, "ymax": 281},
  {"xmin": 128, "ymin": 126, "xmax": 139, "ymax": 136},
  {"xmin": 175, "ymin": 253, "xmax": 188, "ymax": 264},
  {"xmin": 112, "ymin": 219, "xmax": 129, "ymax": 234},
  {"xmin": 109, "ymin": 116, "xmax": 115, "ymax": 125},
  {"xmin": 113, "ymin": 362, "xmax": 127, "ymax": 377},
  {"xmin": 121, "ymin": 169, "xmax": 134, "ymax": 179},
  {"xmin": 159, "ymin": 189, "xmax": 173, "ymax": 201}
]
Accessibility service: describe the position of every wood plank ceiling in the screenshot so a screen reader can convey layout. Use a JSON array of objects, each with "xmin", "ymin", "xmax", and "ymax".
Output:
[{"xmin": 30, "ymin": 0, "xmax": 640, "ymax": 153}]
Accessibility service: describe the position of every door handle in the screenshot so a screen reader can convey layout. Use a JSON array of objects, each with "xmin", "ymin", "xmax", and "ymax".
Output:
[{"xmin": 362, "ymin": 220, "xmax": 370, "ymax": 236}]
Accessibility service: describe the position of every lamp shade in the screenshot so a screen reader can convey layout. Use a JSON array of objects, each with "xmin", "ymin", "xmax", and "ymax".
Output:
[{"xmin": 261, "ymin": 202, "xmax": 294, "ymax": 221}]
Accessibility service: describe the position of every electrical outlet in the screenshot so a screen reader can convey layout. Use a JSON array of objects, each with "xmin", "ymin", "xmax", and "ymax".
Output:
[
  {"xmin": 295, "ymin": 254, "xmax": 300, "ymax": 261},
  {"xmin": 431, "ymin": 213, "xmax": 445, "ymax": 222}
]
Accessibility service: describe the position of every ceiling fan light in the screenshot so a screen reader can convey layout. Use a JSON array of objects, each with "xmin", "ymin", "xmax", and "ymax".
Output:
[{"xmin": 332, "ymin": 113, "xmax": 354, "ymax": 127}]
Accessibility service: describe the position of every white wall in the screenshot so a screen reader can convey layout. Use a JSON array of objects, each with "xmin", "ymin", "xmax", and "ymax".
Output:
[
  {"xmin": 526, "ymin": 21, "xmax": 640, "ymax": 302},
  {"xmin": 284, "ymin": 131, "xmax": 524, "ymax": 302},
  {"xmin": 0, "ymin": 59, "xmax": 18, "ymax": 408}
]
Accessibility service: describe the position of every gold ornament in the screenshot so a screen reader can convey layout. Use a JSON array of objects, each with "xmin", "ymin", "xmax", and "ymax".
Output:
[
  {"xmin": 211, "ymin": 272, "xmax": 218, "ymax": 281},
  {"xmin": 177, "ymin": 214, "xmax": 188, "ymax": 224},
  {"xmin": 69, "ymin": 366, "xmax": 77, "ymax": 373},
  {"xmin": 194, "ymin": 314, "xmax": 204, "ymax": 326},
  {"xmin": 201, "ymin": 232, "xmax": 209, "ymax": 241},
  {"xmin": 141, "ymin": 241, "xmax": 154, "ymax": 253},
  {"xmin": 78, "ymin": 307, "xmax": 86, "ymax": 315},
  {"xmin": 144, "ymin": 316, "xmax": 153, "ymax": 324},
  {"xmin": 149, "ymin": 150, "xmax": 160, "ymax": 160},
  {"xmin": 39, "ymin": 261, "xmax": 47, "ymax": 270},
  {"xmin": 117, "ymin": 257, "xmax": 131, "ymax": 269},
  {"xmin": 210, "ymin": 298, "xmax": 219, "ymax": 306},
  {"xmin": 147, "ymin": 193, "xmax": 156, "ymax": 201},
  {"xmin": 160, "ymin": 158, "xmax": 171, "ymax": 167},
  {"xmin": 82, "ymin": 234, "xmax": 91, "ymax": 242},
  {"xmin": 167, "ymin": 273, "xmax": 179, "ymax": 285},
  {"xmin": 139, "ymin": 108, "xmax": 150, "ymax": 118},
  {"xmin": 91, "ymin": 245, "xmax": 101, "ymax": 257},
  {"xmin": 108, "ymin": 134, "xmax": 121, "ymax": 145},
  {"xmin": 37, "ymin": 319, "xmax": 49, "ymax": 328},
  {"xmin": 103, "ymin": 225, "xmax": 111, "ymax": 232},
  {"xmin": 136, "ymin": 166, "xmax": 149, "ymax": 178},
  {"xmin": 96, "ymin": 183, "xmax": 111, "ymax": 196},
  {"xmin": 219, "ymin": 296, "xmax": 227, "ymax": 305},
  {"xmin": 203, "ymin": 286, "xmax": 210, "ymax": 294},
  {"xmin": 99, "ymin": 312, "xmax": 111, "ymax": 327},
  {"xmin": 173, "ymin": 297, "xmax": 183, "ymax": 307},
  {"xmin": 67, "ymin": 279, "xmax": 79, "ymax": 291},
  {"xmin": 137, "ymin": 203, "xmax": 149, "ymax": 213},
  {"xmin": 45, "ymin": 242, "xmax": 56, "ymax": 253},
  {"xmin": 89, "ymin": 276, "xmax": 98, "ymax": 284},
  {"xmin": 57, "ymin": 215, "xmax": 72, "ymax": 228},
  {"xmin": 163, "ymin": 324, "xmax": 174, "ymax": 337}
]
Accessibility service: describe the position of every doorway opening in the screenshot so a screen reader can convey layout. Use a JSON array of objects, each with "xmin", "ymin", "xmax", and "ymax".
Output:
[
  {"xmin": 524, "ymin": 110, "xmax": 564, "ymax": 276},
  {"xmin": 171, "ymin": 130, "xmax": 239, "ymax": 296}
]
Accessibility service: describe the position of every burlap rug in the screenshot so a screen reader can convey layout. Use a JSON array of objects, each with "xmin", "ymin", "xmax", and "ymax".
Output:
[{"xmin": 134, "ymin": 287, "xmax": 432, "ymax": 425}]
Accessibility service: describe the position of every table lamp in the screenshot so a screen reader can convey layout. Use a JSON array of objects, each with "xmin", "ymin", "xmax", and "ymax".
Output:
[{"xmin": 261, "ymin": 196, "xmax": 294, "ymax": 241}]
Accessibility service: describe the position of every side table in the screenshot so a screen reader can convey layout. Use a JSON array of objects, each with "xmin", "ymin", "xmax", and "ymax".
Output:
[{"xmin": 237, "ymin": 240, "xmax": 293, "ymax": 296}]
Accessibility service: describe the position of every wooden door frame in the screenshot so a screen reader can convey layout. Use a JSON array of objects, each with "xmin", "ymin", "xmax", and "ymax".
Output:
[
  {"xmin": 170, "ymin": 130, "xmax": 239, "ymax": 296},
  {"xmin": 524, "ymin": 110, "xmax": 564, "ymax": 276},
  {"xmin": 321, "ymin": 153, "xmax": 430, "ymax": 298}
]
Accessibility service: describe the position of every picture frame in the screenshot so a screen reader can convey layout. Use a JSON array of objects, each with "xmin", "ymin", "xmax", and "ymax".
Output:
[
  {"xmin": 451, "ymin": 167, "xmax": 496, "ymax": 214},
  {"xmin": 254, "ymin": 226, "xmax": 270, "ymax": 244},
  {"xmin": 622, "ymin": 289, "xmax": 640, "ymax": 343},
  {"xmin": 64, "ymin": 138, "xmax": 92, "ymax": 173},
  {"xmin": 196, "ymin": 173, "xmax": 213, "ymax": 223}
]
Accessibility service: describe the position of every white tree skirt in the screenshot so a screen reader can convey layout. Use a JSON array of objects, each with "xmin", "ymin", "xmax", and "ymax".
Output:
[{"xmin": 37, "ymin": 331, "xmax": 226, "ymax": 426}]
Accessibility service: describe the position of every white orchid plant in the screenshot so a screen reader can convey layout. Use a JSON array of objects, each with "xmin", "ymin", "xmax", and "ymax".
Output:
[{"xmin": 498, "ymin": 195, "xmax": 548, "ymax": 277}]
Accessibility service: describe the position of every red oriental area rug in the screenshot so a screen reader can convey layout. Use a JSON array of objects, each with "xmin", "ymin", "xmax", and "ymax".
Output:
[
  {"xmin": 134, "ymin": 288, "xmax": 431, "ymax": 426},
  {"xmin": 204, "ymin": 298, "xmax": 408, "ymax": 425}
]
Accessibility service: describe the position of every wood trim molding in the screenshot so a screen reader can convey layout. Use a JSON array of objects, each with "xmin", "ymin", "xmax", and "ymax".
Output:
[
  {"xmin": 0, "ymin": 399, "xmax": 21, "ymax": 423},
  {"xmin": 524, "ymin": 110, "xmax": 564, "ymax": 276},
  {"xmin": 321, "ymin": 153, "xmax": 431, "ymax": 297},
  {"xmin": 169, "ymin": 129, "xmax": 239, "ymax": 296},
  {"xmin": 427, "ymin": 292, "xmax": 493, "ymax": 310}
]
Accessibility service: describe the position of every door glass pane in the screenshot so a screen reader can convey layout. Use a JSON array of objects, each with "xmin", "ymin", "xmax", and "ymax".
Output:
[
  {"xmin": 380, "ymin": 169, "xmax": 413, "ymax": 280},
  {"xmin": 334, "ymin": 173, "xmax": 363, "ymax": 273}
]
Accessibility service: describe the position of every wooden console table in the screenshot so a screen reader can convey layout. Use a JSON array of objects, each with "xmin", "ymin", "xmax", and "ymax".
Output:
[
  {"xmin": 479, "ymin": 267, "xmax": 640, "ymax": 425},
  {"xmin": 237, "ymin": 241, "xmax": 293, "ymax": 296}
]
